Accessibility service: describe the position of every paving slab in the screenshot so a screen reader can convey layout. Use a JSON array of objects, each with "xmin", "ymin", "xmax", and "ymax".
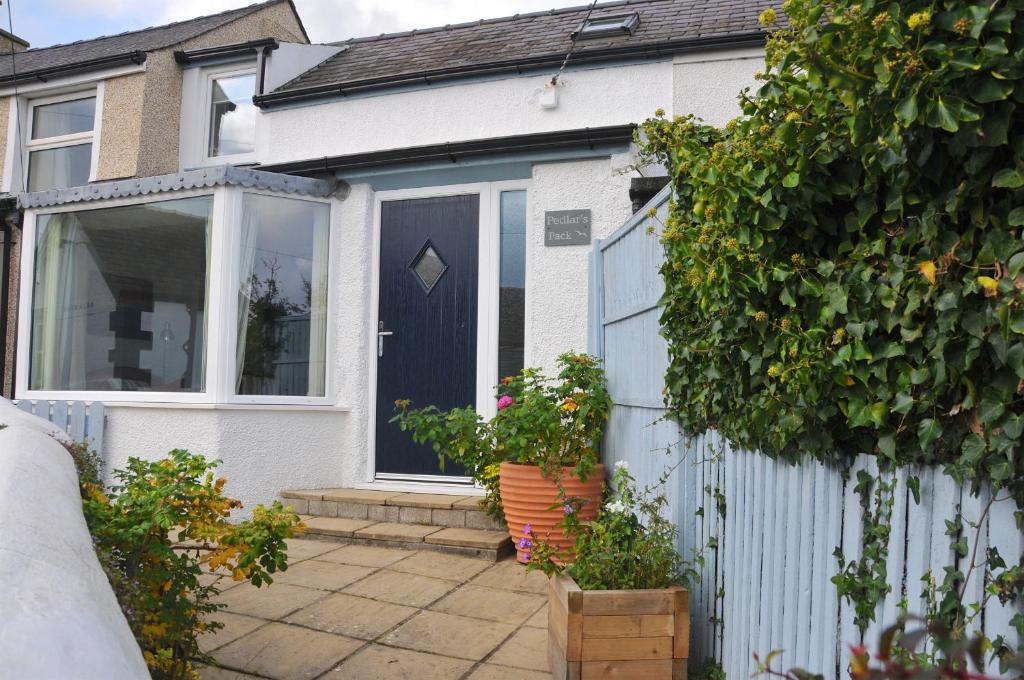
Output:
[
  {"xmin": 466, "ymin": 664, "xmax": 553, "ymax": 680},
  {"xmin": 194, "ymin": 664, "xmax": 263, "ymax": 680},
  {"xmin": 271, "ymin": 559, "xmax": 375, "ymax": 591},
  {"xmin": 469, "ymin": 558, "xmax": 549, "ymax": 595},
  {"xmin": 284, "ymin": 538, "xmax": 345, "ymax": 562},
  {"xmin": 303, "ymin": 516, "xmax": 375, "ymax": 537},
  {"xmin": 321, "ymin": 488, "xmax": 404, "ymax": 504},
  {"xmin": 424, "ymin": 527, "xmax": 510, "ymax": 550},
  {"xmin": 354, "ymin": 522, "xmax": 443, "ymax": 542},
  {"xmin": 430, "ymin": 584, "xmax": 546, "ymax": 625},
  {"xmin": 198, "ymin": 611, "xmax": 266, "ymax": 653},
  {"xmin": 381, "ymin": 610, "xmax": 516, "ymax": 661},
  {"xmin": 386, "ymin": 493, "xmax": 472, "ymax": 509},
  {"xmin": 212, "ymin": 622, "xmax": 361, "ymax": 679},
  {"xmin": 280, "ymin": 489, "xmax": 328, "ymax": 501},
  {"xmin": 315, "ymin": 543, "xmax": 413, "ymax": 568},
  {"xmin": 343, "ymin": 569, "xmax": 457, "ymax": 607},
  {"xmin": 523, "ymin": 602, "xmax": 548, "ymax": 628},
  {"xmin": 487, "ymin": 625, "xmax": 549, "ymax": 672},
  {"xmin": 330, "ymin": 644, "xmax": 474, "ymax": 680},
  {"xmin": 215, "ymin": 582, "xmax": 325, "ymax": 620},
  {"xmin": 285, "ymin": 592, "xmax": 416, "ymax": 640},
  {"xmin": 388, "ymin": 550, "xmax": 491, "ymax": 583},
  {"xmin": 452, "ymin": 496, "xmax": 487, "ymax": 510}
]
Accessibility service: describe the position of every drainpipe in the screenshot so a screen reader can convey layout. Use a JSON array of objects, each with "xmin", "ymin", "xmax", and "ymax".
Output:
[{"xmin": 0, "ymin": 208, "xmax": 20, "ymax": 398}]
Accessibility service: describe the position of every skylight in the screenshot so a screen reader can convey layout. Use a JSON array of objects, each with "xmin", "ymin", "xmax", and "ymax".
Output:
[{"xmin": 573, "ymin": 12, "xmax": 640, "ymax": 39}]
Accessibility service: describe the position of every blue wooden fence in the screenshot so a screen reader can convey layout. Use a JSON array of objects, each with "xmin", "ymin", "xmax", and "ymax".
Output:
[
  {"xmin": 590, "ymin": 187, "xmax": 1023, "ymax": 677},
  {"xmin": 13, "ymin": 400, "xmax": 105, "ymax": 453}
]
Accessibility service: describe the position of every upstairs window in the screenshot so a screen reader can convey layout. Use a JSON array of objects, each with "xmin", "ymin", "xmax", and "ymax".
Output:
[
  {"xmin": 207, "ymin": 70, "xmax": 257, "ymax": 160},
  {"xmin": 26, "ymin": 93, "xmax": 97, "ymax": 192},
  {"xmin": 573, "ymin": 12, "xmax": 640, "ymax": 39}
]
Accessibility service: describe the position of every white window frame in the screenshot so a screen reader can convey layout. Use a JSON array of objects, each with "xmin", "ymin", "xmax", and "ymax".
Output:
[
  {"xmin": 200, "ymin": 64, "xmax": 259, "ymax": 166},
  {"xmin": 365, "ymin": 179, "xmax": 530, "ymax": 487},
  {"xmin": 23, "ymin": 86, "xmax": 103, "ymax": 191},
  {"xmin": 222, "ymin": 188, "xmax": 336, "ymax": 406},
  {"xmin": 15, "ymin": 186, "xmax": 336, "ymax": 407}
]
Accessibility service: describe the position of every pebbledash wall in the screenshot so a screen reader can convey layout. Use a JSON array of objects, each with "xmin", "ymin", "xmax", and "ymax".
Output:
[{"xmin": 98, "ymin": 49, "xmax": 763, "ymax": 510}]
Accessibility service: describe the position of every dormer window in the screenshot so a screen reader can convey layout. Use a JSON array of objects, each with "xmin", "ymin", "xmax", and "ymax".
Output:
[
  {"xmin": 208, "ymin": 70, "xmax": 257, "ymax": 159},
  {"xmin": 26, "ymin": 92, "xmax": 97, "ymax": 192},
  {"xmin": 573, "ymin": 12, "xmax": 640, "ymax": 39}
]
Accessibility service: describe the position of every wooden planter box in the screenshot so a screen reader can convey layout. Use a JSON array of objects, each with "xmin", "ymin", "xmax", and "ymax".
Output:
[{"xmin": 548, "ymin": 574, "xmax": 689, "ymax": 679}]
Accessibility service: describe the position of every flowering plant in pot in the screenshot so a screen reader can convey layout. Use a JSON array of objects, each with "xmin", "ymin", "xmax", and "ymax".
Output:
[
  {"xmin": 527, "ymin": 463, "xmax": 692, "ymax": 679},
  {"xmin": 392, "ymin": 352, "xmax": 611, "ymax": 561}
]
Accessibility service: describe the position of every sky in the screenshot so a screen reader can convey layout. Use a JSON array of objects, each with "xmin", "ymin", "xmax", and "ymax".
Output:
[{"xmin": 6, "ymin": 0, "xmax": 590, "ymax": 49}]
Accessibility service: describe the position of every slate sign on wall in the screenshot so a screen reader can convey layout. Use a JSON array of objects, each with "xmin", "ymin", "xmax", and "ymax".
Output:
[{"xmin": 544, "ymin": 210, "xmax": 591, "ymax": 246}]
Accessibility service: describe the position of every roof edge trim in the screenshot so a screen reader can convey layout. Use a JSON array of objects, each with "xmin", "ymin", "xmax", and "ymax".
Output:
[
  {"xmin": 257, "ymin": 124, "xmax": 637, "ymax": 175},
  {"xmin": 0, "ymin": 51, "xmax": 147, "ymax": 87}
]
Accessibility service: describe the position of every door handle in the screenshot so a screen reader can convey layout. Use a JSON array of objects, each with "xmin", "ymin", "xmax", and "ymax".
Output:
[{"xmin": 377, "ymin": 330, "xmax": 393, "ymax": 357}]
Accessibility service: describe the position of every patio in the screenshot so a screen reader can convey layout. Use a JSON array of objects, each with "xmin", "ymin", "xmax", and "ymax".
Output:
[{"xmin": 198, "ymin": 538, "xmax": 552, "ymax": 680}]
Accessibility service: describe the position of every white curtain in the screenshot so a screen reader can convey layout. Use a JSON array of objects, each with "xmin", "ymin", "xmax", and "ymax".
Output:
[
  {"xmin": 32, "ymin": 213, "xmax": 87, "ymax": 389},
  {"xmin": 235, "ymin": 200, "xmax": 260, "ymax": 393},
  {"xmin": 307, "ymin": 208, "xmax": 330, "ymax": 397}
]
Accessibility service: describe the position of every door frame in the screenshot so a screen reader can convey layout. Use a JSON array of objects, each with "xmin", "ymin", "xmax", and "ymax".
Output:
[{"xmin": 364, "ymin": 180, "xmax": 529, "ymax": 489}]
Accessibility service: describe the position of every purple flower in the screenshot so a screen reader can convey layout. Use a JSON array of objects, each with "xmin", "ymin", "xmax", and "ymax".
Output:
[
  {"xmin": 521, "ymin": 551, "xmax": 531, "ymax": 561},
  {"xmin": 497, "ymin": 395, "xmax": 514, "ymax": 410},
  {"xmin": 563, "ymin": 503, "xmax": 573, "ymax": 515},
  {"xmin": 523, "ymin": 523, "xmax": 533, "ymax": 535},
  {"xmin": 517, "ymin": 536, "xmax": 532, "ymax": 550}
]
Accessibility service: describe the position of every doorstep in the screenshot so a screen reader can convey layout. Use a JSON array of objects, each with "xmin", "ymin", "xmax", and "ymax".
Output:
[
  {"xmin": 296, "ymin": 516, "xmax": 512, "ymax": 561},
  {"xmin": 280, "ymin": 487, "xmax": 506, "ymax": 531},
  {"xmin": 282, "ymin": 487, "xmax": 511, "ymax": 561}
]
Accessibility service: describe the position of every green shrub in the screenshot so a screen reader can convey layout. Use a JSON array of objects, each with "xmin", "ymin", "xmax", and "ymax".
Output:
[
  {"xmin": 392, "ymin": 352, "xmax": 611, "ymax": 517},
  {"xmin": 77, "ymin": 449, "xmax": 302, "ymax": 680},
  {"xmin": 527, "ymin": 462, "xmax": 691, "ymax": 590},
  {"xmin": 638, "ymin": 0, "xmax": 1024, "ymax": 506}
]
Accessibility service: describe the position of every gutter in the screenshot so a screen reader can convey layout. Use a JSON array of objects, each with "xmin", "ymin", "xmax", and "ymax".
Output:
[
  {"xmin": 173, "ymin": 38, "xmax": 280, "ymax": 65},
  {"xmin": 0, "ymin": 51, "xmax": 147, "ymax": 86},
  {"xmin": 258, "ymin": 124, "xmax": 637, "ymax": 175},
  {"xmin": 254, "ymin": 31, "xmax": 766, "ymax": 108}
]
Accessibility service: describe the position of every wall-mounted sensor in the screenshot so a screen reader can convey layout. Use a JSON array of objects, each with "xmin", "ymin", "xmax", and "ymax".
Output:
[{"xmin": 540, "ymin": 86, "xmax": 558, "ymax": 110}]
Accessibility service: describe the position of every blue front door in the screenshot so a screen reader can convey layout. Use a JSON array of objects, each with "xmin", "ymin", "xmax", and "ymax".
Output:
[{"xmin": 375, "ymin": 194, "xmax": 479, "ymax": 477}]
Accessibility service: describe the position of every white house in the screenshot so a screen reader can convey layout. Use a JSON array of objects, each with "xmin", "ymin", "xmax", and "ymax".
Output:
[{"xmin": 1, "ymin": 0, "xmax": 769, "ymax": 507}]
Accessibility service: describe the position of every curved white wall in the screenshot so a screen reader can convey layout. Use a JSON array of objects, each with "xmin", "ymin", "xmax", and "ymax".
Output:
[{"xmin": 0, "ymin": 398, "xmax": 148, "ymax": 680}]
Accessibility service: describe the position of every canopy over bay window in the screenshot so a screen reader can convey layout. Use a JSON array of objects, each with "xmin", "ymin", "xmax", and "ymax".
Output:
[{"xmin": 16, "ymin": 166, "xmax": 337, "ymax": 405}]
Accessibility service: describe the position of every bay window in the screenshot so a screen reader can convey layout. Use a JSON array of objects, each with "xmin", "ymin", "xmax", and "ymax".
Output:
[
  {"xmin": 20, "ymin": 183, "xmax": 333, "ymax": 404},
  {"xmin": 26, "ymin": 93, "xmax": 97, "ymax": 192}
]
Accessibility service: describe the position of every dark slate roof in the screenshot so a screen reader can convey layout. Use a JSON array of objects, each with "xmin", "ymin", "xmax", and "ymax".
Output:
[
  {"xmin": 0, "ymin": 0, "xmax": 295, "ymax": 84},
  {"xmin": 265, "ymin": 0, "xmax": 775, "ymax": 103}
]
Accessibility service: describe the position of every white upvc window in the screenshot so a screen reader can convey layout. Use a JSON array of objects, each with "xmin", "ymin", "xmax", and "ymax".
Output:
[
  {"xmin": 25, "ymin": 89, "xmax": 101, "ymax": 192},
  {"xmin": 203, "ymin": 65, "xmax": 258, "ymax": 165},
  {"xmin": 16, "ymin": 186, "xmax": 336, "ymax": 406}
]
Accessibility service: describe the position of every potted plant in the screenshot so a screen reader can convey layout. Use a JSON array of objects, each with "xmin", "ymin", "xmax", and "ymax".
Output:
[
  {"xmin": 392, "ymin": 352, "xmax": 611, "ymax": 562},
  {"xmin": 528, "ymin": 462, "xmax": 692, "ymax": 680}
]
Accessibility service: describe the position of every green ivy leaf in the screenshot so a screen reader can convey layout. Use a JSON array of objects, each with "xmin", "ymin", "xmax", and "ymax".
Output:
[
  {"xmin": 961, "ymin": 433, "xmax": 986, "ymax": 463},
  {"xmin": 896, "ymin": 94, "xmax": 918, "ymax": 124},
  {"xmin": 783, "ymin": 172, "xmax": 801, "ymax": 188},
  {"xmin": 992, "ymin": 168, "xmax": 1024, "ymax": 188}
]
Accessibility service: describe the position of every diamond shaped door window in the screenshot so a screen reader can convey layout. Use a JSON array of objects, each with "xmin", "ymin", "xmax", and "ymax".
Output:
[{"xmin": 409, "ymin": 240, "xmax": 448, "ymax": 292}]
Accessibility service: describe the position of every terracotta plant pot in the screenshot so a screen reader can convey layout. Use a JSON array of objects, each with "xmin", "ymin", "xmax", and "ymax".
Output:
[
  {"xmin": 499, "ymin": 461, "xmax": 605, "ymax": 563},
  {"xmin": 548, "ymin": 573, "xmax": 689, "ymax": 679}
]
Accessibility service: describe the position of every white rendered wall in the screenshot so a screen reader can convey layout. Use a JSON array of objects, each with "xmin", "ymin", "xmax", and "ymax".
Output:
[
  {"xmin": 259, "ymin": 60, "xmax": 674, "ymax": 164},
  {"xmin": 672, "ymin": 47, "xmax": 764, "ymax": 125},
  {"xmin": 0, "ymin": 398, "xmax": 149, "ymax": 679}
]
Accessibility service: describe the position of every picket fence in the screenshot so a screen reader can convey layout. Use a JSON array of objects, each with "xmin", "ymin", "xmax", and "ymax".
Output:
[
  {"xmin": 589, "ymin": 187, "xmax": 1023, "ymax": 677},
  {"xmin": 12, "ymin": 399, "xmax": 105, "ymax": 453}
]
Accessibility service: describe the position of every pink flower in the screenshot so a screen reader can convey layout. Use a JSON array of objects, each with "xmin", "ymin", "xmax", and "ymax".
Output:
[{"xmin": 497, "ymin": 395, "xmax": 513, "ymax": 410}]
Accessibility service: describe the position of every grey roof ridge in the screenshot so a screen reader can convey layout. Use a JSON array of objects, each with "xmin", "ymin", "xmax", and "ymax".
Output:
[
  {"xmin": 17, "ymin": 0, "xmax": 286, "ymax": 55},
  {"xmin": 326, "ymin": 0, "xmax": 670, "ymax": 46},
  {"xmin": 17, "ymin": 165, "xmax": 337, "ymax": 210}
]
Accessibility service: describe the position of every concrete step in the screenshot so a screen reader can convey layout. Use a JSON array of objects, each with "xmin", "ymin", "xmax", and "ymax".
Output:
[
  {"xmin": 281, "ymin": 488, "xmax": 511, "ymax": 561},
  {"xmin": 295, "ymin": 516, "xmax": 512, "ymax": 561},
  {"xmin": 279, "ymin": 488, "xmax": 505, "ymax": 531}
]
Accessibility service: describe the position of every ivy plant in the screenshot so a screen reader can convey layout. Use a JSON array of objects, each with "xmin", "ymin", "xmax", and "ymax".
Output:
[{"xmin": 638, "ymin": 0, "xmax": 1024, "ymax": 508}]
